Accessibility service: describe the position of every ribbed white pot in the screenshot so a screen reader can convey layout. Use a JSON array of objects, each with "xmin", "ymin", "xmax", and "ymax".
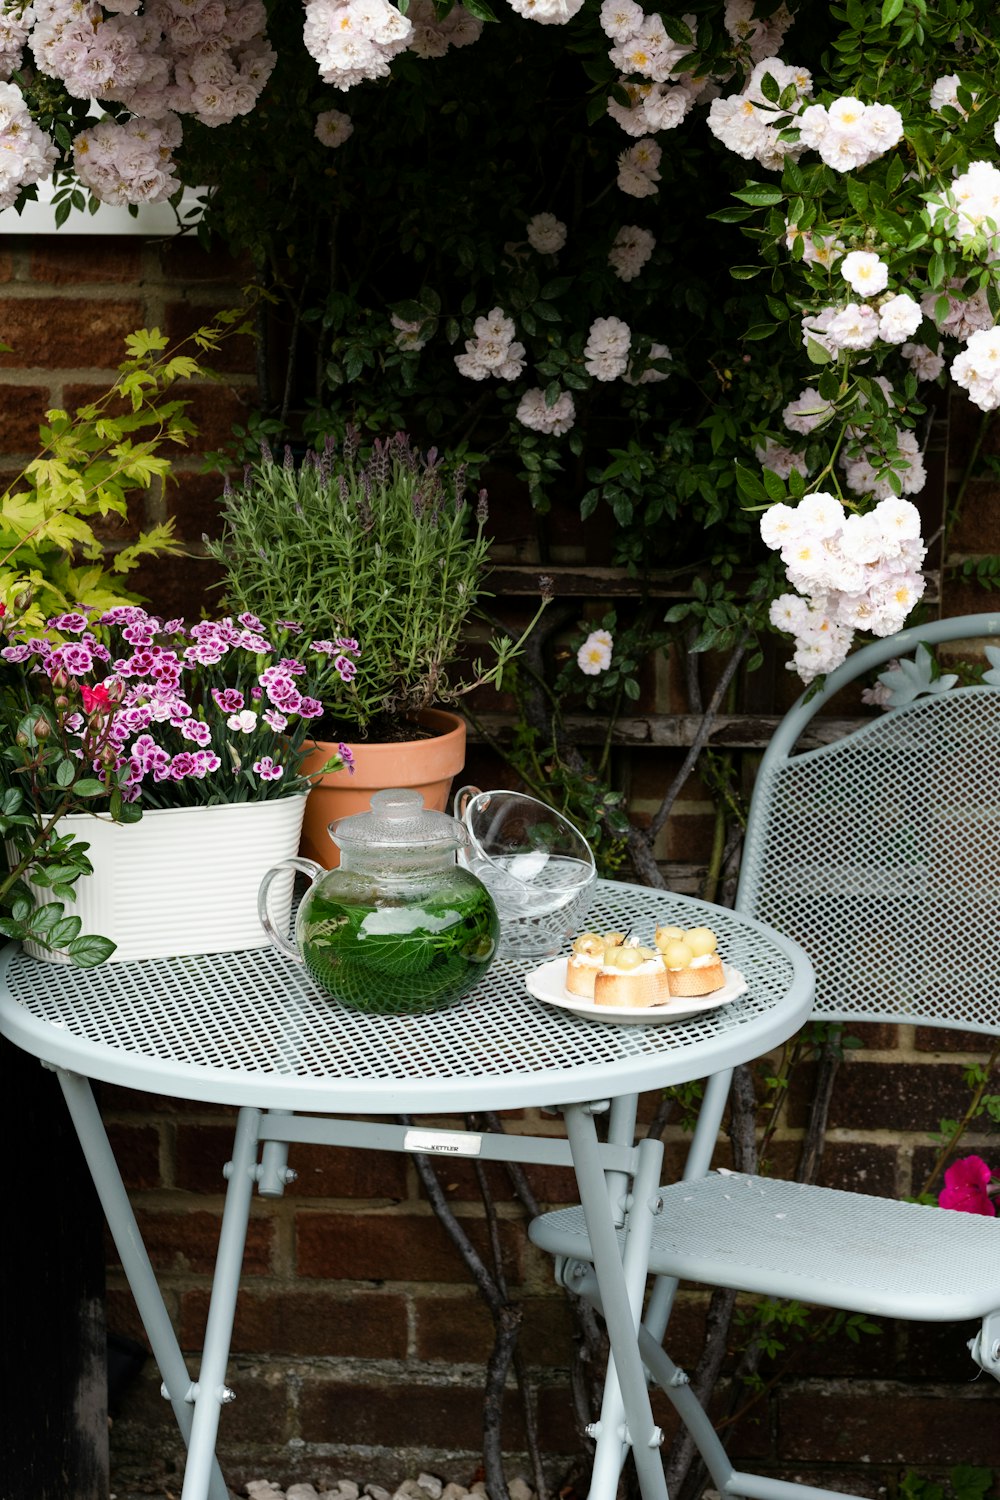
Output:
[{"xmin": 18, "ymin": 795, "xmax": 307, "ymax": 964}]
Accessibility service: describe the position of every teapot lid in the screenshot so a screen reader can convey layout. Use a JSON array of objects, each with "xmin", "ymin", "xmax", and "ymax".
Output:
[{"xmin": 329, "ymin": 788, "xmax": 468, "ymax": 853}]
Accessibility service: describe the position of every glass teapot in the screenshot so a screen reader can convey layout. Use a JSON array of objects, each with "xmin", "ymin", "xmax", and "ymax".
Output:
[{"xmin": 258, "ymin": 788, "xmax": 500, "ymax": 1016}]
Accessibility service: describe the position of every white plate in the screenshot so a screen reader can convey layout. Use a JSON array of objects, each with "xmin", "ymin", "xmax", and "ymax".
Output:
[{"xmin": 524, "ymin": 958, "xmax": 748, "ymax": 1025}]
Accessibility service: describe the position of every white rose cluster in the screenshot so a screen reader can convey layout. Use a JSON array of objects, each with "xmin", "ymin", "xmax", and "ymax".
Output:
[
  {"xmin": 584, "ymin": 316, "xmax": 631, "ymax": 381},
  {"xmin": 617, "ymin": 137, "xmax": 661, "ymax": 198},
  {"xmin": 623, "ymin": 340, "xmax": 670, "ymax": 384},
  {"xmin": 0, "ymin": 3, "xmax": 34, "ymax": 80},
  {"xmin": 506, "ymin": 0, "xmax": 586, "ymax": 25},
  {"xmin": 304, "ymin": 0, "xmax": 411, "ymax": 91},
  {"xmin": 516, "ymin": 387, "xmax": 576, "ymax": 435},
  {"xmin": 73, "ymin": 112, "xmax": 181, "ymax": 206},
  {"xmin": 840, "ymin": 428, "xmax": 926, "ymax": 500},
  {"xmin": 454, "ymin": 307, "xmax": 526, "ymax": 381},
  {"xmin": 723, "ymin": 0, "xmax": 793, "ymax": 63},
  {"xmin": 797, "ymin": 95, "xmax": 904, "ymax": 171},
  {"xmin": 404, "ymin": 0, "xmax": 481, "ymax": 58},
  {"xmin": 526, "ymin": 212, "xmax": 567, "ymax": 254},
  {"xmin": 608, "ymin": 224, "xmax": 655, "ymax": 281},
  {"xmin": 390, "ymin": 313, "xmax": 429, "ymax": 351},
  {"xmin": 314, "ymin": 108, "xmax": 353, "ymax": 148},
  {"xmin": 951, "ymin": 326, "xmax": 1000, "ymax": 411},
  {"xmin": 707, "ymin": 57, "xmax": 813, "ymax": 171},
  {"xmin": 783, "ymin": 386, "xmax": 834, "ymax": 435},
  {"xmin": 929, "ymin": 73, "xmax": 975, "ymax": 117},
  {"xmin": 31, "ymin": 0, "xmax": 274, "ymax": 127},
  {"xmin": 755, "ymin": 439, "xmax": 809, "ymax": 481},
  {"xmin": 761, "ymin": 492, "xmax": 927, "ymax": 681},
  {"xmin": 921, "ymin": 280, "xmax": 993, "ymax": 342},
  {"xmin": 926, "ymin": 159, "xmax": 1000, "ymax": 254},
  {"xmin": 0, "ymin": 79, "xmax": 57, "ymax": 210},
  {"xmin": 607, "ymin": 76, "xmax": 703, "ymax": 137},
  {"xmin": 785, "ymin": 222, "xmax": 845, "ymax": 269},
  {"xmin": 601, "ymin": 1, "xmax": 703, "ymax": 136}
]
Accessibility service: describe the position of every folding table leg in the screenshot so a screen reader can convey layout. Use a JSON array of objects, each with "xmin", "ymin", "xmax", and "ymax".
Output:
[
  {"xmin": 563, "ymin": 1104, "xmax": 668, "ymax": 1500},
  {"xmin": 180, "ymin": 1105, "xmax": 263, "ymax": 1500},
  {"xmin": 55, "ymin": 1068, "xmax": 233, "ymax": 1500}
]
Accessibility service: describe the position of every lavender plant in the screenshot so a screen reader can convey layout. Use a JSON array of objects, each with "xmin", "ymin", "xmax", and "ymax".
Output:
[{"xmin": 206, "ymin": 431, "xmax": 545, "ymax": 741}]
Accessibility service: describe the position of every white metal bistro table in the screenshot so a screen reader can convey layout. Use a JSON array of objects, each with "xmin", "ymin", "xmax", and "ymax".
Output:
[{"xmin": 0, "ymin": 879, "xmax": 814, "ymax": 1500}]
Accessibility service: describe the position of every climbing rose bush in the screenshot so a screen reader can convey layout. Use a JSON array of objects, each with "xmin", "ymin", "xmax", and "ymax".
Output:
[{"xmin": 10, "ymin": 0, "xmax": 1000, "ymax": 680}]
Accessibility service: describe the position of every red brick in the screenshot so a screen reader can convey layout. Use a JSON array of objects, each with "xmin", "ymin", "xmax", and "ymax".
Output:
[
  {"xmin": 117, "ymin": 1208, "xmax": 275, "ymax": 1276},
  {"xmin": 913, "ymin": 1026, "xmax": 995, "ymax": 1054},
  {"xmin": 179, "ymin": 1286, "xmax": 408, "ymax": 1358},
  {"xmin": 298, "ymin": 1375, "xmax": 529, "ymax": 1451},
  {"xmin": 0, "ymin": 298, "xmax": 144, "ymax": 368},
  {"xmin": 788, "ymin": 1061, "xmax": 971, "ymax": 1132},
  {"xmin": 154, "ymin": 239, "xmax": 251, "ymax": 284},
  {"xmin": 764, "ymin": 1140, "xmax": 900, "ymax": 1197},
  {"xmin": 777, "ymin": 1383, "xmax": 1000, "ymax": 1465},
  {"xmin": 100, "ymin": 1084, "xmax": 237, "ymax": 1116},
  {"xmin": 295, "ymin": 1208, "xmax": 524, "ymax": 1284},
  {"xmin": 163, "ymin": 299, "xmax": 258, "ymax": 375},
  {"xmin": 174, "ymin": 1123, "xmax": 410, "ymax": 1199},
  {"xmin": 128, "ymin": 552, "xmax": 224, "ymax": 619},
  {"xmin": 0, "ymin": 382, "xmax": 52, "ymax": 452},
  {"xmin": 0, "ymin": 250, "xmax": 14, "ymax": 282},
  {"xmin": 105, "ymin": 1122, "xmax": 161, "ymax": 1191},
  {"xmin": 167, "ymin": 468, "xmax": 229, "ymax": 544},
  {"xmin": 160, "ymin": 381, "xmax": 254, "ymax": 455},
  {"xmin": 30, "ymin": 238, "xmax": 143, "ymax": 284},
  {"xmin": 413, "ymin": 1291, "xmax": 575, "ymax": 1365}
]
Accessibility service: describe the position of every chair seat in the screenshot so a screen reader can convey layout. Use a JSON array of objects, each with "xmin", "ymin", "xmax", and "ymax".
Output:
[{"xmin": 529, "ymin": 1171, "xmax": 1000, "ymax": 1321}]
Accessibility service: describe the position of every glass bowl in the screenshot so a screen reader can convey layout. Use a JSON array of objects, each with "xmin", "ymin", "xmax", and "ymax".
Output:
[{"xmin": 453, "ymin": 786, "xmax": 597, "ymax": 960}]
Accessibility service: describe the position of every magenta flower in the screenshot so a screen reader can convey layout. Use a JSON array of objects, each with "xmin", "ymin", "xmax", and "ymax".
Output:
[
  {"xmin": 212, "ymin": 687, "xmax": 245, "ymax": 714},
  {"xmin": 338, "ymin": 742, "xmax": 356, "ymax": 772},
  {"xmin": 238, "ymin": 612, "xmax": 263, "ymax": 630},
  {"xmin": 334, "ymin": 654, "xmax": 357, "ymax": 682},
  {"xmin": 48, "ymin": 611, "xmax": 89, "ymax": 634},
  {"xmin": 938, "ymin": 1155, "xmax": 997, "ymax": 1216},
  {"xmin": 253, "ymin": 756, "xmax": 284, "ymax": 781}
]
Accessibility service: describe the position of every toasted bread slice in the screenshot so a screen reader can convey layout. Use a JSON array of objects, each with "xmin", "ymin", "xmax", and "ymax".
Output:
[{"xmin": 666, "ymin": 956, "xmax": 725, "ymax": 997}]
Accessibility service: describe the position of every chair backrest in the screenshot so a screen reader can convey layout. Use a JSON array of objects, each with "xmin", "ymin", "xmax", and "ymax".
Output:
[{"xmin": 736, "ymin": 613, "xmax": 1000, "ymax": 1037}]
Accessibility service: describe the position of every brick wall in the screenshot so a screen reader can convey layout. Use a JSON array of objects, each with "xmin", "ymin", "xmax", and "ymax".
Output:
[{"xmin": 4, "ymin": 232, "xmax": 1000, "ymax": 1499}]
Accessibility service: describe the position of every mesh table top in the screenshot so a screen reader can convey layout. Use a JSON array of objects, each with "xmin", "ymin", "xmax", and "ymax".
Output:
[{"xmin": 0, "ymin": 881, "xmax": 813, "ymax": 1113}]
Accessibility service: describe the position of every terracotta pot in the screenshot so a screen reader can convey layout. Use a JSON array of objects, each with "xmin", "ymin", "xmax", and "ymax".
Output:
[{"xmin": 298, "ymin": 708, "xmax": 467, "ymax": 868}]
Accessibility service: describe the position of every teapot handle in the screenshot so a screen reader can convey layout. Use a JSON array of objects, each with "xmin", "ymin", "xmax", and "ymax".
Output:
[{"xmin": 258, "ymin": 857, "xmax": 324, "ymax": 964}]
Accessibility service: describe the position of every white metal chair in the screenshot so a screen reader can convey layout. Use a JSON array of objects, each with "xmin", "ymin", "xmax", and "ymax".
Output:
[{"xmin": 530, "ymin": 612, "xmax": 1000, "ymax": 1500}]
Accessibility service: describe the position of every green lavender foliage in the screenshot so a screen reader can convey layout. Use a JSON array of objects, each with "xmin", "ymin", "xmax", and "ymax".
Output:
[{"xmin": 206, "ymin": 432, "xmax": 493, "ymax": 738}]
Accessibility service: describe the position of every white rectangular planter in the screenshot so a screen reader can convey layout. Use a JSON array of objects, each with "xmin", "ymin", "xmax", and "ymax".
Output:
[{"xmin": 16, "ymin": 795, "xmax": 307, "ymax": 964}]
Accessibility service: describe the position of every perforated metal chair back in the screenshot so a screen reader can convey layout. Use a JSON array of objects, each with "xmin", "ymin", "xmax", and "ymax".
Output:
[{"xmin": 737, "ymin": 612, "xmax": 1000, "ymax": 1037}]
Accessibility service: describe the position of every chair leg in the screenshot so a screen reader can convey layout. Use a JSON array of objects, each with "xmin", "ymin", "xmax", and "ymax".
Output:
[
  {"xmin": 563, "ymin": 1106, "xmax": 668, "ymax": 1500},
  {"xmin": 56, "ymin": 1068, "xmax": 233, "ymax": 1500}
]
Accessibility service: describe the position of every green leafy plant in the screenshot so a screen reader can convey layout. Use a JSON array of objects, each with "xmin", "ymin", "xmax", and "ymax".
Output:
[
  {"xmin": 205, "ymin": 429, "xmax": 548, "ymax": 741},
  {"xmin": 0, "ymin": 312, "xmax": 248, "ymax": 962}
]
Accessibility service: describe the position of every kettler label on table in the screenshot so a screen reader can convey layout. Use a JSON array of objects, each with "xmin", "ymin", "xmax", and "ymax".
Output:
[{"xmin": 403, "ymin": 1128, "xmax": 483, "ymax": 1157}]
